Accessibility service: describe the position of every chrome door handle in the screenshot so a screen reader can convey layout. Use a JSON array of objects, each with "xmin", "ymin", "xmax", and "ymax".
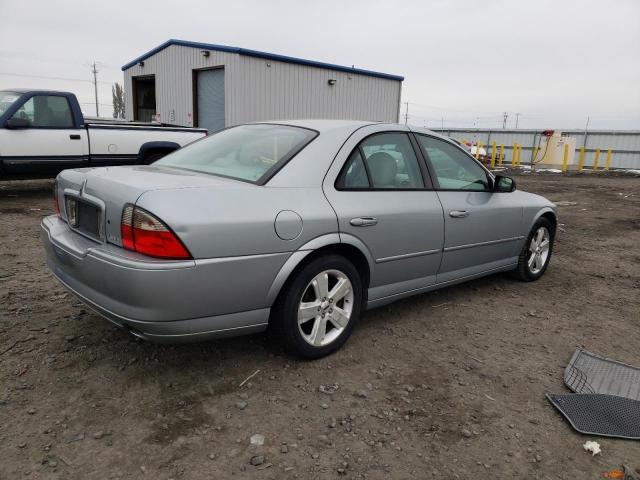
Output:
[
  {"xmin": 350, "ymin": 217, "xmax": 378, "ymax": 227},
  {"xmin": 449, "ymin": 210, "xmax": 469, "ymax": 218}
]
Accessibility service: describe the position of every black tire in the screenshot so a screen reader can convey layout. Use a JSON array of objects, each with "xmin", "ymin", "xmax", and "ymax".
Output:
[
  {"xmin": 272, "ymin": 254, "xmax": 362, "ymax": 359},
  {"xmin": 514, "ymin": 217, "xmax": 555, "ymax": 281}
]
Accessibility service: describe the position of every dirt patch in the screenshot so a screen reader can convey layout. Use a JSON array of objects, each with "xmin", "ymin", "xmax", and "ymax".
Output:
[{"xmin": 1, "ymin": 174, "xmax": 639, "ymax": 479}]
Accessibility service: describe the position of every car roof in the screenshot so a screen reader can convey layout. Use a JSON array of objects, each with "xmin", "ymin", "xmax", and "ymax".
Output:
[
  {"xmin": 249, "ymin": 119, "xmax": 378, "ymax": 133},
  {"xmin": 2, "ymin": 88, "xmax": 71, "ymax": 95}
]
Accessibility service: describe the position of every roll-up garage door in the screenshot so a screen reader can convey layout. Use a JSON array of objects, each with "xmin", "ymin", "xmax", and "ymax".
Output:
[{"xmin": 197, "ymin": 68, "xmax": 225, "ymax": 133}]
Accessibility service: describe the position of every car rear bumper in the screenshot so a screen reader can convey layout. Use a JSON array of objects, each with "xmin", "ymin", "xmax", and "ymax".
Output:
[{"xmin": 41, "ymin": 215, "xmax": 288, "ymax": 342}]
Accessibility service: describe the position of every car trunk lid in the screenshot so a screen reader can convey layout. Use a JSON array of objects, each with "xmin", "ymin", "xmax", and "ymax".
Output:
[{"xmin": 55, "ymin": 165, "xmax": 253, "ymax": 247}]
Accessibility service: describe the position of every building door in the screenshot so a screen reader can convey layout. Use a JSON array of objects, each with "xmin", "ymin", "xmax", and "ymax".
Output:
[
  {"xmin": 196, "ymin": 68, "xmax": 225, "ymax": 133},
  {"xmin": 132, "ymin": 75, "xmax": 156, "ymax": 122}
]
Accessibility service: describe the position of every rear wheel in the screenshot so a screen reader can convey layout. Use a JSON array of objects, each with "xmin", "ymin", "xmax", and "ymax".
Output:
[
  {"xmin": 273, "ymin": 255, "xmax": 362, "ymax": 359},
  {"xmin": 514, "ymin": 217, "xmax": 555, "ymax": 281}
]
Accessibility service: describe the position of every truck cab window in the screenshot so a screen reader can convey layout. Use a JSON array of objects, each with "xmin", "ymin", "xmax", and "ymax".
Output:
[{"xmin": 12, "ymin": 95, "xmax": 74, "ymax": 128}]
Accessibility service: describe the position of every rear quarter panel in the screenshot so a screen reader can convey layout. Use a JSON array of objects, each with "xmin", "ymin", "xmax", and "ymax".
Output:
[{"xmin": 135, "ymin": 185, "xmax": 340, "ymax": 259}]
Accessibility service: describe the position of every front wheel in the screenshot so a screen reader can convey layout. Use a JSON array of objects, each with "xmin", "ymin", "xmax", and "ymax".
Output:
[
  {"xmin": 514, "ymin": 217, "xmax": 555, "ymax": 281},
  {"xmin": 273, "ymin": 254, "xmax": 362, "ymax": 359}
]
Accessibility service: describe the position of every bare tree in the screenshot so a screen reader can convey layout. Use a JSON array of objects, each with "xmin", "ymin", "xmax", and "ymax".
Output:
[{"xmin": 112, "ymin": 83, "xmax": 125, "ymax": 119}]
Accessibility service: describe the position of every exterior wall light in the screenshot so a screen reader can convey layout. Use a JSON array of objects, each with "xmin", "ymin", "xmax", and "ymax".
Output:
[
  {"xmin": 201, "ymin": 50, "xmax": 210, "ymax": 57},
  {"xmin": 328, "ymin": 79, "xmax": 337, "ymax": 86},
  {"xmin": 138, "ymin": 61, "xmax": 144, "ymax": 67}
]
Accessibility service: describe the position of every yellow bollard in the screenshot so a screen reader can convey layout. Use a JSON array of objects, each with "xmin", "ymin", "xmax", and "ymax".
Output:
[
  {"xmin": 498, "ymin": 144, "xmax": 504, "ymax": 167},
  {"xmin": 512, "ymin": 143, "xmax": 518, "ymax": 166},
  {"xmin": 593, "ymin": 148, "xmax": 601, "ymax": 171},
  {"xmin": 518, "ymin": 144, "xmax": 523, "ymax": 166},
  {"xmin": 490, "ymin": 141, "xmax": 497, "ymax": 169},
  {"xmin": 578, "ymin": 147, "xmax": 585, "ymax": 171},
  {"xmin": 562, "ymin": 143, "xmax": 569, "ymax": 173},
  {"xmin": 605, "ymin": 148, "xmax": 612, "ymax": 170},
  {"xmin": 475, "ymin": 142, "xmax": 484, "ymax": 160}
]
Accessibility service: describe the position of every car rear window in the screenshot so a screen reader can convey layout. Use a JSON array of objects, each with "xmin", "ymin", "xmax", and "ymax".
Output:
[{"xmin": 155, "ymin": 124, "xmax": 317, "ymax": 184}]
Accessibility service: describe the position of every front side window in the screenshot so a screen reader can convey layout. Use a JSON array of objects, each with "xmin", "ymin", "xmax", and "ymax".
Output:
[
  {"xmin": 416, "ymin": 135, "xmax": 490, "ymax": 191},
  {"xmin": 338, "ymin": 132, "xmax": 425, "ymax": 189},
  {"xmin": 0, "ymin": 91, "xmax": 21, "ymax": 117},
  {"xmin": 11, "ymin": 95, "xmax": 74, "ymax": 128},
  {"xmin": 155, "ymin": 124, "xmax": 317, "ymax": 184}
]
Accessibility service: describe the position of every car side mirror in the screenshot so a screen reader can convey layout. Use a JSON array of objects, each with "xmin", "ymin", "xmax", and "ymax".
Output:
[
  {"xmin": 494, "ymin": 175, "xmax": 516, "ymax": 192},
  {"xmin": 5, "ymin": 117, "xmax": 31, "ymax": 129}
]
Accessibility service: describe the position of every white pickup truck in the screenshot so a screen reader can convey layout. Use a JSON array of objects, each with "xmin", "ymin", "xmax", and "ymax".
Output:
[{"xmin": 0, "ymin": 89, "xmax": 207, "ymax": 177}]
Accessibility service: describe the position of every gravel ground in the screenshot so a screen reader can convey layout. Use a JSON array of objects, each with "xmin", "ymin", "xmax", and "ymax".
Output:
[{"xmin": 1, "ymin": 172, "xmax": 639, "ymax": 479}]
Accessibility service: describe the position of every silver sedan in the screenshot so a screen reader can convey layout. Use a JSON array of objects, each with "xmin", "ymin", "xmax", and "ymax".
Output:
[{"xmin": 42, "ymin": 120, "xmax": 557, "ymax": 358}]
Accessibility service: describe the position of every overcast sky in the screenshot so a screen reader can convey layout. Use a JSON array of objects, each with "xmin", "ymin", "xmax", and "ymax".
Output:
[{"xmin": 1, "ymin": 0, "xmax": 638, "ymax": 129}]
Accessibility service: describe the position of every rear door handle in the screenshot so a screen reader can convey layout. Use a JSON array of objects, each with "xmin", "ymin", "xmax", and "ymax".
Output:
[
  {"xmin": 449, "ymin": 210, "xmax": 469, "ymax": 218},
  {"xmin": 69, "ymin": 134, "xmax": 81, "ymax": 140},
  {"xmin": 350, "ymin": 217, "xmax": 378, "ymax": 227}
]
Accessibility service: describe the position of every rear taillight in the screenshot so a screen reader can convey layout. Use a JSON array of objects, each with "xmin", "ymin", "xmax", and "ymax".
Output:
[
  {"xmin": 120, "ymin": 205, "xmax": 191, "ymax": 259},
  {"xmin": 53, "ymin": 180, "xmax": 60, "ymax": 216}
]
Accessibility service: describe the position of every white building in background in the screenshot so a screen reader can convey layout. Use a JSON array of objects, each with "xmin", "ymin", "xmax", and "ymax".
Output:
[{"xmin": 121, "ymin": 39, "xmax": 404, "ymax": 133}]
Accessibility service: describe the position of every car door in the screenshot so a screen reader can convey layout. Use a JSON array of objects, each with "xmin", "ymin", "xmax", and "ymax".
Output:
[
  {"xmin": 323, "ymin": 126, "xmax": 445, "ymax": 306},
  {"xmin": 414, "ymin": 134, "xmax": 523, "ymax": 283},
  {"xmin": 1, "ymin": 94, "xmax": 87, "ymax": 175}
]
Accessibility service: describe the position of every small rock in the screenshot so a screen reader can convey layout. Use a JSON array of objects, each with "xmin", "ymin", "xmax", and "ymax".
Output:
[
  {"xmin": 27, "ymin": 408, "xmax": 36, "ymax": 415},
  {"xmin": 461, "ymin": 428, "xmax": 472, "ymax": 438},
  {"xmin": 236, "ymin": 401, "xmax": 248, "ymax": 410},
  {"xmin": 535, "ymin": 454, "xmax": 542, "ymax": 462},
  {"xmin": 319, "ymin": 384, "xmax": 339, "ymax": 395},
  {"xmin": 208, "ymin": 453, "xmax": 216, "ymax": 460},
  {"xmin": 354, "ymin": 390, "xmax": 368, "ymax": 399},
  {"xmin": 18, "ymin": 442, "xmax": 27, "ymax": 448},
  {"xmin": 280, "ymin": 445, "xmax": 288, "ymax": 454},
  {"xmin": 321, "ymin": 403, "xmax": 329, "ymax": 409},
  {"xmin": 318, "ymin": 434, "xmax": 331, "ymax": 445},
  {"xmin": 92, "ymin": 431, "xmax": 104, "ymax": 439},
  {"xmin": 250, "ymin": 434, "xmax": 265, "ymax": 446},
  {"xmin": 250, "ymin": 455, "xmax": 265, "ymax": 466}
]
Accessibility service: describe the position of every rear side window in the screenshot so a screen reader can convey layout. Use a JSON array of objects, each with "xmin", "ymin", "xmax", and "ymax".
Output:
[
  {"xmin": 11, "ymin": 95, "xmax": 74, "ymax": 128},
  {"xmin": 337, "ymin": 132, "xmax": 425, "ymax": 190}
]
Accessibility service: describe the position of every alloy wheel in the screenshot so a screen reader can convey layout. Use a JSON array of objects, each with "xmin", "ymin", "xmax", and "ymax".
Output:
[
  {"xmin": 297, "ymin": 269, "xmax": 354, "ymax": 347},
  {"xmin": 528, "ymin": 226, "xmax": 550, "ymax": 274}
]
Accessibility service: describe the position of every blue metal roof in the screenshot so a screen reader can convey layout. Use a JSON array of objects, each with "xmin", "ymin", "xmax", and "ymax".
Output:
[{"xmin": 121, "ymin": 39, "xmax": 404, "ymax": 81}]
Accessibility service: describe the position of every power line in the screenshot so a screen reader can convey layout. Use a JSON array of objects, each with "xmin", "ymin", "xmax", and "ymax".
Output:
[{"xmin": 0, "ymin": 72, "xmax": 112, "ymax": 85}]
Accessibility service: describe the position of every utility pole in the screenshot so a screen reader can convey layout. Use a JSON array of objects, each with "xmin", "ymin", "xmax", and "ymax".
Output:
[
  {"xmin": 583, "ymin": 115, "xmax": 590, "ymax": 147},
  {"xmin": 91, "ymin": 62, "xmax": 99, "ymax": 117},
  {"xmin": 403, "ymin": 102, "xmax": 409, "ymax": 125},
  {"xmin": 502, "ymin": 112, "xmax": 509, "ymax": 129},
  {"xmin": 515, "ymin": 112, "xmax": 521, "ymax": 129}
]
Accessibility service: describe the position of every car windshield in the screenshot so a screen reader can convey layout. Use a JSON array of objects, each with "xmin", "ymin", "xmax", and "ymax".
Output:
[
  {"xmin": 155, "ymin": 124, "xmax": 317, "ymax": 183},
  {"xmin": 0, "ymin": 91, "xmax": 21, "ymax": 117}
]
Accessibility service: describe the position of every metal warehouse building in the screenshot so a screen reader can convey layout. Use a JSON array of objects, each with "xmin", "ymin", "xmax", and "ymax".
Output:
[{"xmin": 122, "ymin": 39, "xmax": 403, "ymax": 132}]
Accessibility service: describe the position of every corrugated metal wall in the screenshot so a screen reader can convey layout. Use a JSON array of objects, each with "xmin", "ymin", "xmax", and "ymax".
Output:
[
  {"xmin": 124, "ymin": 45, "xmax": 401, "ymax": 128},
  {"xmin": 432, "ymin": 128, "xmax": 640, "ymax": 169}
]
